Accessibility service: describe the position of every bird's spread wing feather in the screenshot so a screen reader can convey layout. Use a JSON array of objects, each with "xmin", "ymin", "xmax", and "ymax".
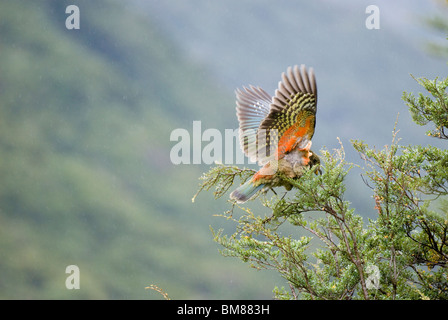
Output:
[
  {"xmin": 235, "ymin": 85, "xmax": 272, "ymax": 163},
  {"xmin": 258, "ymin": 65, "xmax": 317, "ymax": 162},
  {"xmin": 235, "ymin": 65, "xmax": 317, "ymax": 165}
]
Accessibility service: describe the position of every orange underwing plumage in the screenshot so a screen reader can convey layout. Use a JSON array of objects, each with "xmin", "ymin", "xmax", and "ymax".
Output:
[{"xmin": 230, "ymin": 65, "xmax": 320, "ymax": 203}]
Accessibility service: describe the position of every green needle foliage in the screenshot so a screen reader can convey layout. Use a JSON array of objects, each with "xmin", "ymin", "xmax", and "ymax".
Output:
[
  {"xmin": 403, "ymin": 75, "xmax": 448, "ymax": 139},
  {"xmin": 195, "ymin": 68, "xmax": 448, "ymax": 300}
]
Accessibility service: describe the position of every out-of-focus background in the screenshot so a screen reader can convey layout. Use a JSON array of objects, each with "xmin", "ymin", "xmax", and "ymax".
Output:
[{"xmin": 0, "ymin": 0, "xmax": 446, "ymax": 299}]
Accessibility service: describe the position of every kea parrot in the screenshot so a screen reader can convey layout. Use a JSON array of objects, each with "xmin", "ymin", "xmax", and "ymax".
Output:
[{"xmin": 230, "ymin": 65, "xmax": 320, "ymax": 203}]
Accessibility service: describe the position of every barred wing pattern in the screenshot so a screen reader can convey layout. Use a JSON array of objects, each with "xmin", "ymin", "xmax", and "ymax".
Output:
[
  {"xmin": 236, "ymin": 65, "xmax": 318, "ymax": 165},
  {"xmin": 235, "ymin": 86, "xmax": 271, "ymax": 164}
]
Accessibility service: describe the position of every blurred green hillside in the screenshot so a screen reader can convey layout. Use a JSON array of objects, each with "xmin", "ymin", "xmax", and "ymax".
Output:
[
  {"xmin": 0, "ymin": 0, "xmax": 446, "ymax": 300},
  {"xmin": 0, "ymin": 0, "xmax": 280, "ymax": 299},
  {"xmin": 141, "ymin": 0, "xmax": 446, "ymax": 218}
]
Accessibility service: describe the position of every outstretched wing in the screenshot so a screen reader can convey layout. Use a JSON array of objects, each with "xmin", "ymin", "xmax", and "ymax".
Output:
[
  {"xmin": 259, "ymin": 65, "xmax": 317, "ymax": 161},
  {"xmin": 235, "ymin": 85, "xmax": 272, "ymax": 164}
]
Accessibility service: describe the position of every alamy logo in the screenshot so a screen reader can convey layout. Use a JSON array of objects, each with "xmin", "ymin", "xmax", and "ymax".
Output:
[
  {"xmin": 170, "ymin": 121, "xmax": 278, "ymax": 165},
  {"xmin": 65, "ymin": 5, "xmax": 80, "ymax": 30},
  {"xmin": 65, "ymin": 265, "xmax": 80, "ymax": 290},
  {"xmin": 365, "ymin": 264, "xmax": 380, "ymax": 290},
  {"xmin": 365, "ymin": 5, "xmax": 380, "ymax": 30}
]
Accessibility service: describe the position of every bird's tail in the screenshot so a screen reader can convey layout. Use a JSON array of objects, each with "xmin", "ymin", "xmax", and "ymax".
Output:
[{"xmin": 230, "ymin": 179, "xmax": 264, "ymax": 203}]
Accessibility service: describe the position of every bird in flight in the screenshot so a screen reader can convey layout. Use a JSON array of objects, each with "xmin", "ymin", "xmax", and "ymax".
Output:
[{"xmin": 230, "ymin": 65, "xmax": 320, "ymax": 203}]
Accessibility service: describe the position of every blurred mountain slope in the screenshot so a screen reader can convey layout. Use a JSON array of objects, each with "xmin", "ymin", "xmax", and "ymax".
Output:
[
  {"xmin": 138, "ymin": 0, "xmax": 446, "ymax": 218},
  {"xmin": 0, "ymin": 0, "xmax": 446, "ymax": 300},
  {"xmin": 0, "ymin": 0, "xmax": 276, "ymax": 299}
]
